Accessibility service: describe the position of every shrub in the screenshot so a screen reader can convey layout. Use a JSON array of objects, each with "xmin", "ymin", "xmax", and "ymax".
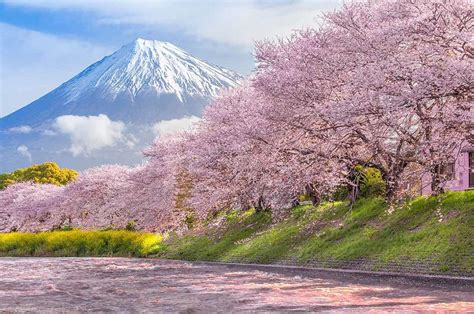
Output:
[
  {"xmin": 332, "ymin": 186, "xmax": 349, "ymax": 201},
  {"xmin": 299, "ymin": 194, "xmax": 311, "ymax": 202},
  {"xmin": 0, "ymin": 162, "xmax": 78, "ymax": 189},
  {"xmin": 0, "ymin": 230, "xmax": 163, "ymax": 257},
  {"xmin": 355, "ymin": 166, "xmax": 386, "ymax": 198},
  {"xmin": 125, "ymin": 221, "xmax": 137, "ymax": 231}
]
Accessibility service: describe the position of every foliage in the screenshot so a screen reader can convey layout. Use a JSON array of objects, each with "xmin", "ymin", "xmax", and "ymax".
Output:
[
  {"xmin": 354, "ymin": 166, "xmax": 386, "ymax": 198},
  {"xmin": 1, "ymin": 0, "xmax": 472, "ymax": 233},
  {"xmin": 0, "ymin": 164, "xmax": 172, "ymax": 233},
  {"xmin": 125, "ymin": 221, "xmax": 137, "ymax": 231},
  {"xmin": 299, "ymin": 194, "xmax": 311, "ymax": 202},
  {"xmin": 174, "ymin": 170, "xmax": 196, "ymax": 229},
  {"xmin": 0, "ymin": 162, "xmax": 78, "ymax": 189},
  {"xmin": 0, "ymin": 230, "xmax": 162, "ymax": 257}
]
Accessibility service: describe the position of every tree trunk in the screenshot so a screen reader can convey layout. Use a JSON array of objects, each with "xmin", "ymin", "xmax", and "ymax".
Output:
[
  {"xmin": 255, "ymin": 196, "xmax": 266, "ymax": 213},
  {"xmin": 305, "ymin": 183, "xmax": 320, "ymax": 206},
  {"xmin": 385, "ymin": 162, "xmax": 407, "ymax": 203},
  {"xmin": 430, "ymin": 166, "xmax": 445, "ymax": 196},
  {"xmin": 385, "ymin": 179, "xmax": 399, "ymax": 203},
  {"xmin": 348, "ymin": 182, "xmax": 359, "ymax": 206},
  {"xmin": 347, "ymin": 167, "xmax": 362, "ymax": 205}
]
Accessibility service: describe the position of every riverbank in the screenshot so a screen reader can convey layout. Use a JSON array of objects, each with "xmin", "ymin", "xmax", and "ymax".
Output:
[
  {"xmin": 1, "ymin": 191, "xmax": 473, "ymax": 277},
  {"xmin": 160, "ymin": 191, "xmax": 474, "ymax": 277}
]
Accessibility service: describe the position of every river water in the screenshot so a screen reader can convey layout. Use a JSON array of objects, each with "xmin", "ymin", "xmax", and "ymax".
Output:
[{"xmin": 0, "ymin": 257, "xmax": 472, "ymax": 312}]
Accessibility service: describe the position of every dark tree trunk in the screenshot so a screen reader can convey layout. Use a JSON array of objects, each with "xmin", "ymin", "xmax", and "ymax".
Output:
[
  {"xmin": 305, "ymin": 183, "xmax": 320, "ymax": 206},
  {"xmin": 255, "ymin": 196, "xmax": 266, "ymax": 213}
]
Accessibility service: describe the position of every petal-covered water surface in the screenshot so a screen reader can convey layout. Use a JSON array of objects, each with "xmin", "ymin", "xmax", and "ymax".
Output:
[{"xmin": 0, "ymin": 258, "xmax": 472, "ymax": 312}]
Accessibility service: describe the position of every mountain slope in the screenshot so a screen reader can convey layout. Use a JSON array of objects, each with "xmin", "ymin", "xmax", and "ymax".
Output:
[
  {"xmin": 0, "ymin": 38, "xmax": 241, "ymax": 129},
  {"xmin": 0, "ymin": 39, "xmax": 242, "ymax": 171}
]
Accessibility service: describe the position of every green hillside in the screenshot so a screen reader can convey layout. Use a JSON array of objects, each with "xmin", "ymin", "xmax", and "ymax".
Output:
[
  {"xmin": 1, "ymin": 191, "xmax": 472, "ymax": 274},
  {"xmin": 161, "ymin": 191, "xmax": 474, "ymax": 274}
]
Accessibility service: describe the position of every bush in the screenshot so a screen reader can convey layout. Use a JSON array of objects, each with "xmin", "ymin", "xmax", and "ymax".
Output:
[
  {"xmin": 0, "ymin": 230, "xmax": 163, "ymax": 257},
  {"xmin": 125, "ymin": 221, "xmax": 137, "ymax": 231},
  {"xmin": 0, "ymin": 162, "xmax": 78, "ymax": 189},
  {"xmin": 332, "ymin": 186, "xmax": 349, "ymax": 201},
  {"xmin": 355, "ymin": 166, "xmax": 386, "ymax": 198},
  {"xmin": 299, "ymin": 194, "xmax": 311, "ymax": 202}
]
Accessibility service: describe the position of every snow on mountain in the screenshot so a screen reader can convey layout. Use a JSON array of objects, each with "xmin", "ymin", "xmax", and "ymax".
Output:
[
  {"xmin": 0, "ymin": 38, "xmax": 242, "ymax": 171},
  {"xmin": 60, "ymin": 38, "xmax": 241, "ymax": 103},
  {"xmin": 0, "ymin": 38, "xmax": 242, "ymax": 129}
]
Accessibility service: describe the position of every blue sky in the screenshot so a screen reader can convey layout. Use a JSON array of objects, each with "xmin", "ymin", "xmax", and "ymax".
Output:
[{"xmin": 0, "ymin": 0, "xmax": 341, "ymax": 117}]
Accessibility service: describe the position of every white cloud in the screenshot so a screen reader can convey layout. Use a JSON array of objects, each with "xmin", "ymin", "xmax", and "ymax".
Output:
[
  {"xmin": 1, "ymin": 1, "xmax": 342, "ymax": 116},
  {"xmin": 152, "ymin": 116, "xmax": 201, "ymax": 137},
  {"xmin": 8, "ymin": 125, "xmax": 32, "ymax": 134},
  {"xmin": 0, "ymin": 23, "xmax": 111, "ymax": 117},
  {"xmin": 41, "ymin": 129, "xmax": 57, "ymax": 136},
  {"xmin": 3, "ymin": 1, "xmax": 340, "ymax": 49},
  {"xmin": 54, "ymin": 114, "xmax": 126, "ymax": 156},
  {"xmin": 17, "ymin": 145, "xmax": 32, "ymax": 163}
]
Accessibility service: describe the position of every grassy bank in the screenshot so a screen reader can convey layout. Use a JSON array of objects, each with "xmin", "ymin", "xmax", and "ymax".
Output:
[
  {"xmin": 161, "ymin": 191, "xmax": 474, "ymax": 273},
  {"xmin": 1, "ymin": 191, "xmax": 472, "ymax": 274},
  {"xmin": 0, "ymin": 230, "xmax": 162, "ymax": 257}
]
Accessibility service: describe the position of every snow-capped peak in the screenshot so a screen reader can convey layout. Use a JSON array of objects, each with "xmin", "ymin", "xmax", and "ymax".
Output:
[
  {"xmin": 59, "ymin": 38, "xmax": 242, "ymax": 102},
  {"xmin": 0, "ymin": 38, "xmax": 243, "ymax": 171}
]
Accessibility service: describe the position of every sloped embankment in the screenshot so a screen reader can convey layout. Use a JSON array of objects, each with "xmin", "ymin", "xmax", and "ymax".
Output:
[{"xmin": 160, "ymin": 191, "xmax": 474, "ymax": 276}]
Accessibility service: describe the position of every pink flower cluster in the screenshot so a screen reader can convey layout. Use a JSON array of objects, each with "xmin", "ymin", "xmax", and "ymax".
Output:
[{"xmin": 1, "ymin": 0, "xmax": 472, "ymax": 232}]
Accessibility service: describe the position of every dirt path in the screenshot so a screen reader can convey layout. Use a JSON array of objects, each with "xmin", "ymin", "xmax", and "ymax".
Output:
[{"xmin": 0, "ymin": 257, "xmax": 472, "ymax": 312}]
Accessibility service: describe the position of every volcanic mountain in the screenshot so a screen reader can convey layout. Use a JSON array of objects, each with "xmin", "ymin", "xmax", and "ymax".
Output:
[
  {"xmin": 0, "ymin": 38, "xmax": 242, "ymax": 171},
  {"xmin": 1, "ymin": 38, "xmax": 241, "ymax": 128}
]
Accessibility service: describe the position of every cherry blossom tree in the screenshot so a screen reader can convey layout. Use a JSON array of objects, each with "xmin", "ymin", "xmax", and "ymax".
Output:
[
  {"xmin": 327, "ymin": 0, "xmax": 473, "ymax": 196},
  {"xmin": 177, "ymin": 84, "xmax": 347, "ymax": 219},
  {"xmin": 1, "ymin": 0, "xmax": 472, "ymax": 233},
  {"xmin": 60, "ymin": 165, "xmax": 135, "ymax": 230},
  {"xmin": 0, "ymin": 163, "xmax": 178, "ymax": 232},
  {"xmin": 0, "ymin": 182, "xmax": 66, "ymax": 232},
  {"xmin": 138, "ymin": 138, "xmax": 184, "ymax": 231},
  {"xmin": 254, "ymin": 0, "xmax": 473, "ymax": 199}
]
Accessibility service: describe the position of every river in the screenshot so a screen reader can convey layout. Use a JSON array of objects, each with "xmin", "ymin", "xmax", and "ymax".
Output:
[{"xmin": 0, "ymin": 258, "xmax": 472, "ymax": 312}]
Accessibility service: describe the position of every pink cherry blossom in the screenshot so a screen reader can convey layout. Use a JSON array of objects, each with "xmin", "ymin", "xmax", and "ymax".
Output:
[{"xmin": 1, "ymin": 0, "xmax": 472, "ymax": 232}]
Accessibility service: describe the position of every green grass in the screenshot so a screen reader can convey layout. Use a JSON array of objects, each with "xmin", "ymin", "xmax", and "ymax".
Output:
[
  {"xmin": 161, "ymin": 190, "xmax": 474, "ymax": 272},
  {"xmin": 0, "ymin": 230, "xmax": 163, "ymax": 257},
  {"xmin": 161, "ymin": 210, "xmax": 271, "ymax": 261},
  {"xmin": 1, "ymin": 191, "xmax": 472, "ymax": 272}
]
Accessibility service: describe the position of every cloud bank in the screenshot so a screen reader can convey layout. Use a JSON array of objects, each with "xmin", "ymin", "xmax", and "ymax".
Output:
[
  {"xmin": 152, "ymin": 116, "xmax": 201, "ymax": 137},
  {"xmin": 54, "ymin": 114, "xmax": 126, "ymax": 156},
  {"xmin": 3, "ymin": 1, "xmax": 339, "ymax": 49}
]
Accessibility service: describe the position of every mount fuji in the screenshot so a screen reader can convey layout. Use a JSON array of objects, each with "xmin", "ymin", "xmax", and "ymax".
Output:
[{"xmin": 0, "ymin": 38, "xmax": 242, "ymax": 171}]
